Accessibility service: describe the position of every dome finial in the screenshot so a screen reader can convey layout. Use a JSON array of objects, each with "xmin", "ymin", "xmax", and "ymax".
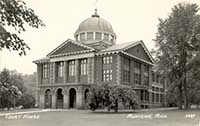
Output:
[{"xmin": 92, "ymin": 8, "xmax": 100, "ymax": 18}]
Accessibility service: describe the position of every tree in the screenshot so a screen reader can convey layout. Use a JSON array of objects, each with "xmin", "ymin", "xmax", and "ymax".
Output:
[
  {"xmin": 0, "ymin": 69, "xmax": 23, "ymax": 109},
  {"xmin": 0, "ymin": 0, "xmax": 45, "ymax": 55},
  {"xmin": 153, "ymin": 2, "xmax": 200, "ymax": 109},
  {"xmin": 86, "ymin": 84, "xmax": 139, "ymax": 112},
  {"xmin": 0, "ymin": 68, "xmax": 35, "ymax": 110}
]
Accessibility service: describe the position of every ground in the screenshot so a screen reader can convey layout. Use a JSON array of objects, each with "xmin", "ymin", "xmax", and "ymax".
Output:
[{"xmin": 0, "ymin": 108, "xmax": 200, "ymax": 126}]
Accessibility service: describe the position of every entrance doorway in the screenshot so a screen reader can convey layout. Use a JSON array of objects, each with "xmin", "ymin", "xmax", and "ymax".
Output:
[
  {"xmin": 56, "ymin": 88, "xmax": 64, "ymax": 109},
  {"xmin": 44, "ymin": 89, "xmax": 52, "ymax": 108},
  {"xmin": 69, "ymin": 88, "xmax": 76, "ymax": 108}
]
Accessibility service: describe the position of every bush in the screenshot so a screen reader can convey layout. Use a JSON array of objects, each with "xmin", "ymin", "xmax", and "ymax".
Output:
[{"xmin": 86, "ymin": 84, "xmax": 139, "ymax": 112}]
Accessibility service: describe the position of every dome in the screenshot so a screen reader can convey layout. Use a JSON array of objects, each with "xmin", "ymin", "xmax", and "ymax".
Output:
[{"xmin": 74, "ymin": 10, "xmax": 117, "ymax": 46}]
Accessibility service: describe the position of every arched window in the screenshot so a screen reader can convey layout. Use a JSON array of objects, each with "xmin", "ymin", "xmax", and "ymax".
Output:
[{"xmin": 84, "ymin": 89, "xmax": 89, "ymax": 100}]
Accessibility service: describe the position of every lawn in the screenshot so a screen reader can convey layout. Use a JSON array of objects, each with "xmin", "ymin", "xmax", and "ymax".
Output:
[{"xmin": 0, "ymin": 109, "xmax": 200, "ymax": 126}]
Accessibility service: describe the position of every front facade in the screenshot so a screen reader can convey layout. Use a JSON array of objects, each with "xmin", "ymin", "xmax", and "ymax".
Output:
[{"xmin": 33, "ymin": 11, "xmax": 167, "ymax": 109}]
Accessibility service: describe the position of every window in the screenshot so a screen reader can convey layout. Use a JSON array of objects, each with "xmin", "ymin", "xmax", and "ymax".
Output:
[
  {"xmin": 123, "ymin": 70, "xmax": 130, "ymax": 83},
  {"xmin": 152, "ymin": 92, "xmax": 155, "ymax": 103},
  {"xmin": 134, "ymin": 73, "xmax": 141, "ymax": 84},
  {"xmin": 143, "ymin": 65, "xmax": 149, "ymax": 85},
  {"xmin": 42, "ymin": 64, "xmax": 48, "ymax": 78},
  {"xmin": 156, "ymin": 75, "xmax": 160, "ymax": 83},
  {"xmin": 156, "ymin": 93, "xmax": 159, "ymax": 103},
  {"xmin": 87, "ymin": 32, "xmax": 93, "ymax": 40},
  {"xmin": 80, "ymin": 33, "xmax": 85, "ymax": 41},
  {"xmin": 58, "ymin": 62, "xmax": 64, "ymax": 77},
  {"xmin": 69, "ymin": 60, "xmax": 75, "ymax": 76},
  {"xmin": 160, "ymin": 94, "xmax": 163, "ymax": 103},
  {"xmin": 103, "ymin": 69, "xmax": 112, "ymax": 82},
  {"xmin": 140, "ymin": 90, "xmax": 144, "ymax": 101},
  {"xmin": 80, "ymin": 59, "xmax": 87, "ymax": 75},
  {"xmin": 76, "ymin": 35, "xmax": 79, "ymax": 41},
  {"xmin": 103, "ymin": 56, "xmax": 112, "ymax": 64},
  {"xmin": 134, "ymin": 61, "xmax": 141, "ymax": 84},
  {"xmin": 95, "ymin": 32, "xmax": 102, "ymax": 40},
  {"xmin": 145, "ymin": 90, "xmax": 149, "ymax": 101},
  {"xmin": 103, "ymin": 33, "xmax": 109, "ymax": 41},
  {"xmin": 152, "ymin": 72, "xmax": 155, "ymax": 82},
  {"xmin": 110, "ymin": 35, "xmax": 114, "ymax": 42},
  {"xmin": 123, "ymin": 57, "xmax": 130, "ymax": 83}
]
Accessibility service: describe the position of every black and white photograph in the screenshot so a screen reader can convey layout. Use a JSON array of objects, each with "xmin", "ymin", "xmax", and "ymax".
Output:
[{"xmin": 0, "ymin": 0, "xmax": 200, "ymax": 126}]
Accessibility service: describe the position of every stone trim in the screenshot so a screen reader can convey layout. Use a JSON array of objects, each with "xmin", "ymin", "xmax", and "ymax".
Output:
[
  {"xmin": 47, "ymin": 39, "xmax": 95, "ymax": 57},
  {"xmin": 121, "ymin": 51, "xmax": 154, "ymax": 66},
  {"xmin": 116, "ymin": 54, "xmax": 121, "ymax": 85},
  {"xmin": 50, "ymin": 53, "xmax": 95, "ymax": 62}
]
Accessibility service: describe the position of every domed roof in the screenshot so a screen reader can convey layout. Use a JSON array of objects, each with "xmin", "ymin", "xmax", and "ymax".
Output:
[{"xmin": 74, "ymin": 10, "xmax": 116, "ymax": 37}]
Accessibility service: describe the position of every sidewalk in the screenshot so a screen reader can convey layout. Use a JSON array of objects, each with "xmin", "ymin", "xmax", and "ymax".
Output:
[{"xmin": 0, "ymin": 107, "xmax": 178, "ymax": 116}]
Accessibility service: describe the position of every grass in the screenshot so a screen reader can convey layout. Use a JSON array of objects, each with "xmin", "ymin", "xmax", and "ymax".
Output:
[{"xmin": 0, "ymin": 108, "xmax": 200, "ymax": 126}]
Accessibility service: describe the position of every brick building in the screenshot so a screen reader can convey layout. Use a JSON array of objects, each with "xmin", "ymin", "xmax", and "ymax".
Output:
[{"xmin": 33, "ymin": 10, "xmax": 167, "ymax": 109}]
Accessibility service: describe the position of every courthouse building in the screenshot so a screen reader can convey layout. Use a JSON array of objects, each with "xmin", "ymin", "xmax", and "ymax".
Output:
[{"xmin": 33, "ymin": 10, "xmax": 167, "ymax": 109}]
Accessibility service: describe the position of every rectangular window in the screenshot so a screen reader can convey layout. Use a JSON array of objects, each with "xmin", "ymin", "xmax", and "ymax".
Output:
[
  {"xmin": 103, "ymin": 69, "xmax": 112, "ymax": 82},
  {"xmin": 152, "ymin": 72, "xmax": 155, "ymax": 82},
  {"xmin": 80, "ymin": 33, "xmax": 85, "ymax": 41},
  {"xmin": 156, "ymin": 93, "xmax": 159, "ymax": 103},
  {"xmin": 103, "ymin": 56, "xmax": 112, "ymax": 64},
  {"xmin": 76, "ymin": 35, "xmax": 79, "ymax": 41},
  {"xmin": 110, "ymin": 35, "xmax": 114, "ymax": 42},
  {"xmin": 42, "ymin": 64, "xmax": 48, "ymax": 78},
  {"xmin": 145, "ymin": 90, "xmax": 149, "ymax": 101},
  {"xmin": 123, "ymin": 57, "xmax": 130, "ymax": 83},
  {"xmin": 69, "ymin": 60, "xmax": 75, "ymax": 76},
  {"xmin": 58, "ymin": 62, "xmax": 64, "ymax": 77},
  {"xmin": 123, "ymin": 70, "xmax": 130, "ymax": 83},
  {"xmin": 103, "ymin": 33, "xmax": 109, "ymax": 41},
  {"xmin": 140, "ymin": 90, "xmax": 144, "ymax": 101},
  {"xmin": 143, "ymin": 65, "xmax": 149, "ymax": 85},
  {"xmin": 152, "ymin": 92, "xmax": 155, "ymax": 103},
  {"xmin": 95, "ymin": 32, "xmax": 102, "ymax": 40},
  {"xmin": 156, "ymin": 75, "xmax": 160, "ymax": 83},
  {"xmin": 134, "ymin": 73, "xmax": 141, "ymax": 84},
  {"xmin": 80, "ymin": 59, "xmax": 87, "ymax": 75},
  {"xmin": 134, "ymin": 61, "xmax": 141, "ymax": 84},
  {"xmin": 87, "ymin": 32, "xmax": 93, "ymax": 40}
]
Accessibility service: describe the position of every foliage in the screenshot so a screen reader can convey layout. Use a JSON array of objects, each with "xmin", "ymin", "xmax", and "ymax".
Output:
[
  {"xmin": 0, "ymin": 68, "xmax": 35, "ymax": 109},
  {"xmin": 86, "ymin": 84, "xmax": 139, "ymax": 112},
  {"xmin": 0, "ymin": 0, "xmax": 45, "ymax": 55},
  {"xmin": 153, "ymin": 2, "xmax": 200, "ymax": 109}
]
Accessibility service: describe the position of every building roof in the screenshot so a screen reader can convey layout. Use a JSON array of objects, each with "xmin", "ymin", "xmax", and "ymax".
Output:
[
  {"xmin": 33, "ymin": 57, "xmax": 49, "ymax": 64},
  {"xmin": 74, "ymin": 10, "xmax": 116, "ymax": 37},
  {"xmin": 100, "ymin": 41, "xmax": 141, "ymax": 52},
  {"xmin": 47, "ymin": 39, "xmax": 95, "ymax": 57},
  {"xmin": 98, "ymin": 40, "xmax": 155, "ymax": 64}
]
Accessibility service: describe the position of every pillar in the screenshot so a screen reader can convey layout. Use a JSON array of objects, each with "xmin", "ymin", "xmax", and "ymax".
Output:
[
  {"xmin": 64, "ymin": 88, "xmax": 69, "ymax": 109},
  {"xmin": 52, "ymin": 89, "xmax": 56, "ymax": 109},
  {"xmin": 39, "ymin": 90, "xmax": 44, "ymax": 109},
  {"xmin": 116, "ymin": 54, "xmax": 121, "ymax": 85},
  {"xmin": 36, "ymin": 65, "xmax": 41, "ymax": 107},
  {"xmin": 88, "ymin": 57, "xmax": 95, "ymax": 84},
  {"xmin": 52, "ymin": 62, "xmax": 56, "ymax": 84},
  {"xmin": 76, "ymin": 87, "xmax": 83, "ymax": 109},
  {"xmin": 148, "ymin": 67, "xmax": 152, "ymax": 106},
  {"xmin": 37, "ymin": 64, "xmax": 42, "ymax": 84},
  {"xmin": 130, "ymin": 60, "xmax": 135, "ymax": 86},
  {"xmin": 63, "ymin": 61, "xmax": 68, "ymax": 83},
  {"xmin": 141, "ymin": 64, "xmax": 144, "ymax": 85},
  {"xmin": 75, "ymin": 59, "xmax": 80, "ymax": 83}
]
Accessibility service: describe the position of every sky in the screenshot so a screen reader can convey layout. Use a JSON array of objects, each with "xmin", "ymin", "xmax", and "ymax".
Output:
[{"xmin": 0, "ymin": 0, "xmax": 200, "ymax": 74}]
